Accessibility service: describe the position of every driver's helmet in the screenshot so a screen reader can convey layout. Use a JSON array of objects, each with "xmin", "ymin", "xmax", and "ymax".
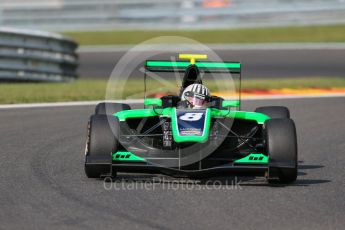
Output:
[{"xmin": 181, "ymin": 83, "xmax": 210, "ymax": 109}]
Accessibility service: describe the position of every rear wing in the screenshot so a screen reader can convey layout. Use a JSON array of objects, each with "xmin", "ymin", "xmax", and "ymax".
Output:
[{"xmin": 145, "ymin": 60, "xmax": 241, "ymax": 74}]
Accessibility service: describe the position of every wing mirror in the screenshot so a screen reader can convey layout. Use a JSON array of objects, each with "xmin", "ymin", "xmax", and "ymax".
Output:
[
  {"xmin": 222, "ymin": 100, "xmax": 240, "ymax": 108},
  {"xmin": 144, "ymin": 98, "xmax": 162, "ymax": 107}
]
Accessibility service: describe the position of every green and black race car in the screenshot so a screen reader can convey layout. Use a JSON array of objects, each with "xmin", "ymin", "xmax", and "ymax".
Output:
[{"xmin": 84, "ymin": 54, "xmax": 298, "ymax": 184}]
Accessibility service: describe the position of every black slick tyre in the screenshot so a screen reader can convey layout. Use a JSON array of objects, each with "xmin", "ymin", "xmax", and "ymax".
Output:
[
  {"xmin": 84, "ymin": 115, "xmax": 119, "ymax": 178},
  {"xmin": 95, "ymin": 102, "xmax": 131, "ymax": 115},
  {"xmin": 255, "ymin": 106, "xmax": 290, "ymax": 119},
  {"xmin": 264, "ymin": 118, "xmax": 298, "ymax": 184}
]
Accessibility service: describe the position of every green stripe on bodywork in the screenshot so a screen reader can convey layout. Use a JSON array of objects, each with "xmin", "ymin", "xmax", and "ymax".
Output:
[
  {"xmin": 211, "ymin": 109, "xmax": 269, "ymax": 124},
  {"xmin": 235, "ymin": 153, "xmax": 268, "ymax": 164},
  {"xmin": 114, "ymin": 107, "xmax": 173, "ymax": 121},
  {"xmin": 146, "ymin": 61, "xmax": 240, "ymax": 69},
  {"xmin": 114, "ymin": 107, "xmax": 269, "ymax": 124},
  {"xmin": 112, "ymin": 151, "xmax": 146, "ymax": 162}
]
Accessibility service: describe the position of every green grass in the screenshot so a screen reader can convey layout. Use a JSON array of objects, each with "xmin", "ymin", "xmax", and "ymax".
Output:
[
  {"xmin": 63, "ymin": 25, "xmax": 345, "ymax": 45},
  {"xmin": 1, "ymin": 77, "xmax": 345, "ymax": 104},
  {"xmin": 0, "ymin": 80, "xmax": 108, "ymax": 104}
]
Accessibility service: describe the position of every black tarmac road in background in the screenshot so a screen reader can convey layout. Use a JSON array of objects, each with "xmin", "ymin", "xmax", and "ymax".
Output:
[
  {"xmin": 0, "ymin": 97, "xmax": 344, "ymax": 229},
  {"xmin": 79, "ymin": 49, "xmax": 345, "ymax": 79}
]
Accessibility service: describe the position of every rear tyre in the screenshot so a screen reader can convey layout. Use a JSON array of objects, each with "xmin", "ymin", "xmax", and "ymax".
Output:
[
  {"xmin": 265, "ymin": 118, "xmax": 297, "ymax": 184},
  {"xmin": 84, "ymin": 115, "xmax": 119, "ymax": 178},
  {"xmin": 255, "ymin": 106, "xmax": 290, "ymax": 119},
  {"xmin": 95, "ymin": 102, "xmax": 131, "ymax": 115}
]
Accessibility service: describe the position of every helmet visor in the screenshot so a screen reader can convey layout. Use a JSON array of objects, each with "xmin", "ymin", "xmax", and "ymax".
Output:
[
  {"xmin": 185, "ymin": 92, "xmax": 207, "ymax": 108},
  {"xmin": 191, "ymin": 96, "xmax": 206, "ymax": 107}
]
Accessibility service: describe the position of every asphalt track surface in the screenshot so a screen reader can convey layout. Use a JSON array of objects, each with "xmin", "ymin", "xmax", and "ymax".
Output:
[
  {"xmin": 1, "ymin": 97, "xmax": 345, "ymax": 230},
  {"xmin": 79, "ymin": 49, "xmax": 345, "ymax": 79}
]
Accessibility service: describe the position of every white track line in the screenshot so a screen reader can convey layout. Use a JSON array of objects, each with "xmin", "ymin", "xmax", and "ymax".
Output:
[
  {"xmin": 78, "ymin": 43, "xmax": 345, "ymax": 53},
  {"xmin": 0, "ymin": 100, "xmax": 142, "ymax": 109},
  {"xmin": 0, "ymin": 94, "xmax": 344, "ymax": 109}
]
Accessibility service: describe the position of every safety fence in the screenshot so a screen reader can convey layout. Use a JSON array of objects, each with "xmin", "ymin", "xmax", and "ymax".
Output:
[{"xmin": 0, "ymin": 27, "xmax": 78, "ymax": 82}]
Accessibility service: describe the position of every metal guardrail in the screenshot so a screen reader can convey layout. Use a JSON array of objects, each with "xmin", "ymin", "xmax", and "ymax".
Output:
[
  {"xmin": 0, "ymin": 27, "xmax": 78, "ymax": 82},
  {"xmin": 0, "ymin": 0, "xmax": 344, "ymax": 31}
]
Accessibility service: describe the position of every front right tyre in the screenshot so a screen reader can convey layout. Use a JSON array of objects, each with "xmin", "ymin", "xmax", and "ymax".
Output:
[
  {"xmin": 95, "ymin": 102, "xmax": 131, "ymax": 115},
  {"xmin": 84, "ymin": 115, "xmax": 119, "ymax": 178}
]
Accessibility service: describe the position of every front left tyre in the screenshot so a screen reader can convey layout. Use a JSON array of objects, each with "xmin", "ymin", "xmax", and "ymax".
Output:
[
  {"xmin": 84, "ymin": 115, "xmax": 119, "ymax": 178},
  {"xmin": 255, "ymin": 106, "xmax": 290, "ymax": 119}
]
